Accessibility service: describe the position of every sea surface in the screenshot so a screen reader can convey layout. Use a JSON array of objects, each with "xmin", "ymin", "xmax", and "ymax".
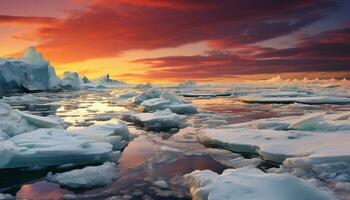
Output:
[{"xmin": 0, "ymin": 82, "xmax": 349, "ymax": 200}]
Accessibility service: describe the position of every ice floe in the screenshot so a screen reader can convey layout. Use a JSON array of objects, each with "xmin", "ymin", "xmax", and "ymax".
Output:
[
  {"xmin": 0, "ymin": 103, "xmax": 64, "ymax": 138},
  {"xmin": 47, "ymin": 162, "xmax": 116, "ymax": 189},
  {"xmin": 1, "ymin": 128, "xmax": 115, "ymax": 169},
  {"xmin": 135, "ymin": 89, "xmax": 197, "ymax": 114},
  {"xmin": 133, "ymin": 88, "xmax": 162, "ymax": 104},
  {"xmin": 71, "ymin": 122, "xmax": 131, "ymax": 149},
  {"xmin": 123, "ymin": 109, "xmax": 185, "ymax": 131},
  {"xmin": 184, "ymin": 167, "xmax": 337, "ymax": 200}
]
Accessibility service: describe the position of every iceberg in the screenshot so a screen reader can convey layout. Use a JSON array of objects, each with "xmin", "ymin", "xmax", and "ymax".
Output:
[
  {"xmin": 184, "ymin": 167, "xmax": 337, "ymax": 200},
  {"xmin": 81, "ymin": 75, "xmax": 90, "ymax": 84},
  {"xmin": 59, "ymin": 71, "xmax": 80, "ymax": 90},
  {"xmin": 134, "ymin": 83, "xmax": 153, "ymax": 89},
  {"xmin": 47, "ymin": 162, "xmax": 116, "ymax": 189},
  {"xmin": 122, "ymin": 109, "xmax": 185, "ymax": 131},
  {"xmin": 95, "ymin": 74, "xmax": 126, "ymax": 86},
  {"xmin": 178, "ymin": 80, "xmax": 197, "ymax": 88},
  {"xmin": 0, "ymin": 47, "xmax": 61, "ymax": 92}
]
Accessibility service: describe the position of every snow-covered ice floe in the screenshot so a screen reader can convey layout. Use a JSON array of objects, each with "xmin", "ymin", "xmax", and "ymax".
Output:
[
  {"xmin": 0, "ymin": 103, "xmax": 65, "ymax": 138},
  {"xmin": 0, "ymin": 103, "xmax": 131, "ymax": 169},
  {"xmin": 123, "ymin": 109, "xmax": 186, "ymax": 131},
  {"xmin": 1, "ymin": 128, "xmax": 116, "ymax": 169},
  {"xmin": 71, "ymin": 122, "xmax": 131, "ymax": 149},
  {"xmin": 132, "ymin": 88, "xmax": 197, "ymax": 114},
  {"xmin": 199, "ymin": 111, "xmax": 350, "ymax": 198},
  {"xmin": 184, "ymin": 167, "xmax": 337, "ymax": 200},
  {"xmin": 47, "ymin": 162, "xmax": 116, "ymax": 189}
]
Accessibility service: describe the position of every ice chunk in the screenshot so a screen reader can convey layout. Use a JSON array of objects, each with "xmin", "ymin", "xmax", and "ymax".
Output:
[
  {"xmin": 153, "ymin": 180, "xmax": 169, "ymax": 189},
  {"xmin": 59, "ymin": 71, "xmax": 80, "ymax": 90},
  {"xmin": 71, "ymin": 123, "xmax": 131, "ymax": 149},
  {"xmin": 200, "ymin": 128, "xmax": 350, "ymax": 164},
  {"xmin": 138, "ymin": 98, "xmax": 172, "ymax": 112},
  {"xmin": 0, "ymin": 141, "xmax": 17, "ymax": 168},
  {"xmin": 0, "ymin": 103, "xmax": 64, "ymax": 137},
  {"xmin": 134, "ymin": 83, "xmax": 153, "ymax": 89},
  {"xmin": 161, "ymin": 91, "xmax": 184, "ymax": 103},
  {"xmin": 47, "ymin": 162, "xmax": 116, "ymax": 189},
  {"xmin": 1, "ymin": 128, "xmax": 114, "ymax": 169},
  {"xmin": 137, "ymin": 91, "xmax": 196, "ymax": 114},
  {"xmin": 0, "ymin": 193, "xmax": 13, "ymax": 200},
  {"xmin": 184, "ymin": 167, "xmax": 337, "ymax": 200},
  {"xmin": 133, "ymin": 88, "xmax": 162, "ymax": 104},
  {"xmin": 115, "ymin": 92, "xmax": 139, "ymax": 99},
  {"xmin": 123, "ymin": 109, "xmax": 185, "ymax": 131}
]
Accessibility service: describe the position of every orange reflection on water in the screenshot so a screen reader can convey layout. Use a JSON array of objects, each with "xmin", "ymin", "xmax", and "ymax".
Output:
[{"xmin": 16, "ymin": 181, "xmax": 65, "ymax": 200}]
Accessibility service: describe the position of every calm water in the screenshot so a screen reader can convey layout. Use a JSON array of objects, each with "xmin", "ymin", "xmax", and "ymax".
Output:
[{"xmin": 0, "ymin": 86, "xmax": 346, "ymax": 200}]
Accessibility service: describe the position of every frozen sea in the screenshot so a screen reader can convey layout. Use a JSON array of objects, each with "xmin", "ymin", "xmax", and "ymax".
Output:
[{"xmin": 1, "ymin": 80, "xmax": 350, "ymax": 200}]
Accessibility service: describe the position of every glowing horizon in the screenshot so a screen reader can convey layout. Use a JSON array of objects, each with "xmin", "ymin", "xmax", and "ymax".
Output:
[{"xmin": 1, "ymin": 0, "xmax": 350, "ymax": 83}]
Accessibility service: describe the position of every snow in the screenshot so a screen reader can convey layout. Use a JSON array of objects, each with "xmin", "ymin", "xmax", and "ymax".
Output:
[
  {"xmin": 59, "ymin": 71, "xmax": 80, "ymax": 90},
  {"xmin": 71, "ymin": 122, "xmax": 131, "ymax": 149},
  {"xmin": 1, "ymin": 128, "xmax": 114, "ymax": 169},
  {"xmin": 47, "ymin": 162, "xmax": 116, "ymax": 189},
  {"xmin": 123, "ymin": 109, "xmax": 185, "ymax": 131},
  {"xmin": 0, "ymin": 47, "xmax": 61, "ymax": 92},
  {"xmin": 0, "ymin": 103, "xmax": 64, "ymax": 138},
  {"xmin": 184, "ymin": 167, "xmax": 337, "ymax": 200}
]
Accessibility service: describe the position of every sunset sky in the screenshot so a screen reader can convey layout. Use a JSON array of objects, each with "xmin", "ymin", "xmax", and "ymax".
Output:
[{"xmin": 0, "ymin": 0, "xmax": 349, "ymax": 83}]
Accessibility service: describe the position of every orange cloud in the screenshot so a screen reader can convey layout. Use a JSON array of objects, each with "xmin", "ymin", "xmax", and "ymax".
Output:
[{"xmin": 0, "ymin": 15, "xmax": 59, "ymax": 25}]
